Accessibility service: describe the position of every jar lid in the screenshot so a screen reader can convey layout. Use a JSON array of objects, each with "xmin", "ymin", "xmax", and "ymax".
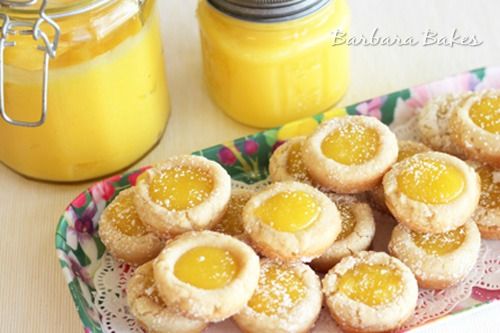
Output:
[
  {"xmin": 0, "ymin": 0, "xmax": 113, "ymax": 19},
  {"xmin": 208, "ymin": 0, "xmax": 331, "ymax": 22}
]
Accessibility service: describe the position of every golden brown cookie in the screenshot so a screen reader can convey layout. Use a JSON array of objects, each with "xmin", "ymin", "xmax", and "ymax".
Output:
[
  {"xmin": 303, "ymin": 116, "xmax": 398, "ymax": 193},
  {"xmin": 99, "ymin": 188, "xmax": 164, "ymax": 265},
  {"xmin": 153, "ymin": 231, "xmax": 260, "ymax": 322}
]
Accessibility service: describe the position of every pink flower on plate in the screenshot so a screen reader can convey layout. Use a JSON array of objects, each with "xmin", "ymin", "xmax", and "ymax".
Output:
[
  {"xmin": 243, "ymin": 139, "xmax": 259, "ymax": 155},
  {"xmin": 471, "ymin": 287, "xmax": 500, "ymax": 302},
  {"xmin": 72, "ymin": 192, "xmax": 88, "ymax": 209},
  {"xmin": 356, "ymin": 96, "xmax": 385, "ymax": 120},
  {"xmin": 90, "ymin": 181, "xmax": 115, "ymax": 202},
  {"xmin": 218, "ymin": 146, "xmax": 237, "ymax": 166}
]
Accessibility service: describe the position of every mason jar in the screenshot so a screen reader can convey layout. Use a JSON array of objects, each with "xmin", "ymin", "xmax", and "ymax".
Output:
[
  {"xmin": 197, "ymin": 0, "xmax": 350, "ymax": 128},
  {"xmin": 0, "ymin": 0, "xmax": 169, "ymax": 181}
]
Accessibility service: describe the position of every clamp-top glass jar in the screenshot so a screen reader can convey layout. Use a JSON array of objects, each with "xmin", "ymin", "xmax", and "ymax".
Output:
[
  {"xmin": 0, "ymin": 0, "xmax": 169, "ymax": 182},
  {"xmin": 197, "ymin": 0, "xmax": 350, "ymax": 128}
]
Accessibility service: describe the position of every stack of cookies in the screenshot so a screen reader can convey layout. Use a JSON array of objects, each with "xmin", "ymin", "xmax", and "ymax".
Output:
[{"xmin": 96, "ymin": 89, "xmax": 498, "ymax": 333}]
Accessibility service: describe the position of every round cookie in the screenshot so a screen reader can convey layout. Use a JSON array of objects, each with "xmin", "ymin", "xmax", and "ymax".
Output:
[
  {"xmin": 269, "ymin": 136, "xmax": 312, "ymax": 184},
  {"xmin": 303, "ymin": 116, "xmax": 398, "ymax": 193},
  {"xmin": 134, "ymin": 155, "xmax": 231, "ymax": 237},
  {"xmin": 153, "ymin": 231, "xmax": 260, "ymax": 322},
  {"xmin": 469, "ymin": 162, "xmax": 500, "ymax": 239},
  {"xmin": 383, "ymin": 151, "xmax": 481, "ymax": 233},
  {"xmin": 99, "ymin": 188, "xmax": 164, "ymax": 265},
  {"xmin": 243, "ymin": 181, "xmax": 341, "ymax": 261},
  {"xmin": 127, "ymin": 261, "xmax": 207, "ymax": 333},
  {"xmin": 233, "ymin": 259, "xmax": 322, "ymax": 333},
  {"xmin": 417, "ymin": 93, "xmax": 470, "ymax": 157},
  {"xmin": 322, "ymin": 251, "xmax": 418, "ymax": 333},
  {"xmin": 389, "ymin": 221, "xmax": 481, "ymax": 289},
  {"xmin": 311, "ymin": 195, "xmax": 376, "ymax": 272},
  {"xmin": 450, "ymin": 89, "xmax": 500, "ymax": 167},
  {"xmin": 370, "ymin": 140, "xmax": 431, "ymax": 212}
]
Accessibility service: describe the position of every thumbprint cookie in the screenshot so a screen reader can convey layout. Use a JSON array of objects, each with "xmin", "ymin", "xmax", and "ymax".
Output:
[
  {"xmin": 99, "ymin": 188, "xmax": 164, "ymax": 265},
  {"xmin": 417, "ymin": 93, "xmax": 470, "ymax": 156},
  {"xmin": 389, "ymin": 221, "xmax": 481, "ymax": 289},
  {"xmin": 450, "ymin": 90, "xmax": 500, "ymax": 167},
  {"xmin": 303, "ymin": 116, "xmax": 398, "ymax": 193},
  {"xmin": 370, "ymin": 140, "xmax": 430, "ymax": 212},
  {"xmin": 233, "ymin": 259, "xmax": 322, "ymax": 333},
  {"xmin": 153, "ymin": 231, "xmax": 260, "ymax": 322},
  {"xmin": 383, "ymin": 151, "xmax": 480, "ymax": 233},
  {"xmin": 134, "ymin": 155, "xmax": 231, "ymax": 237},
  {"xmin": 469, "ymin": 162, "xmax": 500, "ymax": 239},
  {"xmin": 127, "ymin": 261, "xmax": 207, "ymax": 333},
  {"xmin": 211, "ymin": 189, "xmax": 253, "ymax": 241},
  {"xmin": 242, "ymin": 181, "xmax": 341, "ymax": 261},
  {"xmin": 269, "ymin": 136, "xmax": 312, "ymax": 184},
  {"xmin": 311, "ymin": 195, "xmax": 376, "ymax": 273},
  {"xmin": 322, "ymin": 251, "xmax": 418, "ymax": 333}
]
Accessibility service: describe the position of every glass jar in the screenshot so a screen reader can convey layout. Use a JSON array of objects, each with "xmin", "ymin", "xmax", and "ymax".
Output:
[
  {"xmin": 0, "ymin": 0, "xmax": 169, "ymax": 182},
  {"xmin": 197, "ymin": 0, "xmax": 350, "ymax": 128}
]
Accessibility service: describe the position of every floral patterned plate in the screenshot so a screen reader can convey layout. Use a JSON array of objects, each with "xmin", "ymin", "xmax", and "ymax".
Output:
[{"xmin": 56, "ymin": 66, "xmax": 500, "ymax": 332}]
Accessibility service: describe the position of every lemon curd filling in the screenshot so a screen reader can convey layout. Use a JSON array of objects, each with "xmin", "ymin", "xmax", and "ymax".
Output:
[
  {"xmin": 321, "ymin": 124, "xmax": 380, "ymax": 165},
  {"xmin": 469, "ymin": 96, "xmax": 500, "ymax": 134},
  {"xmin": 397, "ymin": 157, "xmax": 465, "ymax": 204},
  {"xmin": 337, "ymin": 264, "xmax": 403, "ymax": 306},
  {"xmin": 286, "ymin": 142, "xmax": 310, "ymax": 181},
  {"xmin": 255, "ymin": 191, "xmax": 320, "ymax": 232},
  {"xmin": 109, "ymin": 192, "xmax": 148, "ymax": 237},
  {"xmin": 174, "ymin": 246, "xmax": 239, "ymax": 290},
  {"xmin": 410, "ymin": 226, "xmax": 466, "ymax": 256},
  {"xmin": 149, "ymin": 166, "xmax": 214, "ymax": 211},
  {"xmin": 336, "ymin": 203, "xmax": 356, "ymax": 240},
  {"xmin": 213, "ymin": 194, "xmax": 250, "ymax": 236},
  {"xmin": 477, "ymin": 165, "xmax": 500, "ymax": 209},
  {"xmin": 248, "ymin": 264, "xmax": 306, "ymax": 316}
]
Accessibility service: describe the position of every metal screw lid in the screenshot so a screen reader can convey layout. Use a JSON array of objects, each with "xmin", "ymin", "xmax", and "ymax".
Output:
[{"xmin": 208, "ymin": 0, "xmax": 331, "ymax": 22}]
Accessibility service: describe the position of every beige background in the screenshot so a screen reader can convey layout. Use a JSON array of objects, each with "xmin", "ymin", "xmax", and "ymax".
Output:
[{"xmin": 1, "ymin": 0, "xmax": 499, "ymax": 332}]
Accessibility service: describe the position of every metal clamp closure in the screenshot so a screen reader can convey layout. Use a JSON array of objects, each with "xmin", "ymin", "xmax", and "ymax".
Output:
[{"xmin": 0, "ymin": 0, "xmax": 60, "ymax": 127}]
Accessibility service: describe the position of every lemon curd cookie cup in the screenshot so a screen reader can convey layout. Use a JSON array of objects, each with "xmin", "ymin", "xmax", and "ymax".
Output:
[
  {"xmin": 153, "ymin": 231, "xmax": 260, "ymax": 322},
  {"xmin": 242, "ymin": 181, "xmax": 341, "ymax": 261},
  {"xmin": 322, "ymin": 251, "xmax": 418, "ymax": 333},
  {"xmin": 450, "ymin": 89, "xmax": 500, "ymax": 167},
  {"xmin": 417, "ymin": 93, "xmax": 471, "ymax": 157},
  {"xmin": 389, "ymin": 221, "xmax": 481, "ymax": 289},
  {"xmin": 126, "ymin": 261, "xmax": 207, "ymax": 333},
  {"xmin": 269, "ymin": 136, "xmax": 312, "ymax": 184},
  {"xmin": 233, "ymin": 259, "xmax": 322, "ymax": 333},
  {"xmin": 370, "ymin": 140, "xmax": 431, "ymax": 212},
  {"xmin": 98, "ymin": 188, "xmax": 164, "ymax": 265},
  {"xmin": 303, "ymin": 116, "xmax": 398, "ymax": 193},
  {"xmin": 211, "ymin": 189, "xmax": 253, "ymax": 241},
  {"xmin": 134, "ymin": 155, "xmax": 231, "ymax": 237},
  {"xmin": 383, "ymin": 151, "xmax": 480, "ymax": 233},
  {"xmin": 311, "ymin": 195, "xmax": 376, "ymax": 273},
  {"xmin": 468, "ymin": 162, "xmax": 500, "ymax": 239}
]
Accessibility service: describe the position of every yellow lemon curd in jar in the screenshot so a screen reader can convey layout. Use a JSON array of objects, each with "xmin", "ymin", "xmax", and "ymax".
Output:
[
  {"xmin": 110, "ymin": 191, "xmax": 148, "ymax": 237},
  {"xmin": 321, "ymin": 123, "xmax": 380, "ymax": 165},
  {"xmin": 213, "ymin": 193, "xmax": 251, "ymax": 236},
  {"xmin": 410, "ymin": 226, "xmax": 466, "ymax": 256},
  {"xmin": 469, "ymin": 96, "xmax": 500, "ymax": 134},
  {"xmin": 337, "ymin": 263, "xmax": 403, "ymax": 306},
  {"xmin": 149, "ymin": 166, "xmax": 214, "ymax": 211},
  {"xmin": 477, "ymin": 165, "xmax": 500, "ymax": 209},
  {"xmin": 255, "ymin": 191, "xmax": 320, "ymax": 232},
  {"xmin": 248, "ymin": 263, "xmax": 306, "ymax": 316},
  {"xmin": 286, "ymin": 142, "xmax": 311, "ymax": 182},
  {"xmin": 397, "ymin": 157, "xmax": 465, "ymax": 204},
  {"xmin": 336, "ymin": 203, "xmax": 356, "ymax": 241},
  {"xmin": 197, "ymin": 0, "xmax": 350, "ymax": 128},
  {"xmin": 0, "ymin": 0, "xmax": 169, "ymax": 181},
  {"xmin": 174, "ymin": 246, "xmax": 239, "ymax": 290}
]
